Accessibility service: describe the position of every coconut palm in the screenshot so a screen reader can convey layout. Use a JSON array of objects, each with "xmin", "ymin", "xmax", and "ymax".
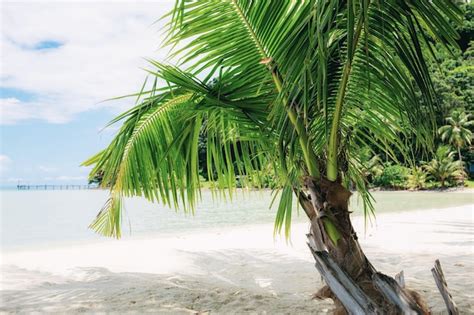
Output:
[
  {"xmin": 438, "ymin": 110, "xmax": 473, "ymax": 162},
  {"xmin": 407, "ymin": 166, "xmax": 427, "ymax": 190},
  {"xmin": 424, "ymin": 146, "xmax": 465, "ymax": 188},
  {"xmin": 84, "ymin": 1, "xmax": 461, "ymax": 313}
]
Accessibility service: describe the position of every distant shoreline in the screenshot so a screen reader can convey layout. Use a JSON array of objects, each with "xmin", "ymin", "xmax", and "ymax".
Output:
[
  {"xmin": 2, "ymin": 185, "xmax": 473, "ymax": 193},
  {"xmin": 368, "ymin": 186, "xmax": 474, "ymax": 193}
]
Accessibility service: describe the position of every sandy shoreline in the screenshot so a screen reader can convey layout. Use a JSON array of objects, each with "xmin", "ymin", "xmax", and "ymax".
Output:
[{"xmin": 1, "ymin": 205, "xmax": 473, "ymax": 314}]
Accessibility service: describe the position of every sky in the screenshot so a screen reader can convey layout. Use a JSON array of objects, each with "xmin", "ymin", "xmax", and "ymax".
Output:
[{"xmin": 0, "ymin": 0, "xmax": 174, "ymax": 186}]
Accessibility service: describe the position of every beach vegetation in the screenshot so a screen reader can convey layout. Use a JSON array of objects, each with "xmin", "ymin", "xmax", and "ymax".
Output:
[
  {"xmin": 373, "ymin": 164, "xmax": 410, "ymax": 190},
  {"xmin": 423, "ymin": 146, "xmax": 466, "ymax": 188},
  {"xmin": 406, "ymin": 167, "xmax": 428, "ymax": 191},
  {"xmin": 438, "ymin": 110, "xmax": 473, "ymax": 163},
  {"xmin": 466, "ymin": 179, "xmax": 474, "ymax": 188}
]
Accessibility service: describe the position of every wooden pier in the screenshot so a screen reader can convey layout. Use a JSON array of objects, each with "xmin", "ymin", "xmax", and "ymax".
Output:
[{"xmin": 17, "ymin": 184, "xmax": 98, "ymax": 190}]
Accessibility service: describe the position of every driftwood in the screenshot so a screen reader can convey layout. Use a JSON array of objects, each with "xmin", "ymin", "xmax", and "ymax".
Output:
[
  {"xmin": 306, "ymin": 239, "xmax": 428, "ymax": 314},
  {"xmin": 395, "ymin": 270, "xmax": 405, "ymax": 288},
  {"xmin": 432, "ymin": 259, "xmax": 459, "ymax": 315},
  {"xmin": 372, "ymin": 272, "xmax": 424, "ymax": 315},
  {"xmin": 307, "ymin": 253, "xmax": 462, "ymax": 315},
  {"xmin": 302, "ymin": 180, "xmax": 455, "ymax": 314},
  {"xmin": 307, "ymin": 243, "xmax": 379, "ymax": 314}
]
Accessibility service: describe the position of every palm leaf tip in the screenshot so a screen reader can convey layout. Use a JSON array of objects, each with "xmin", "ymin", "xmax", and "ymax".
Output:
[
  {"xmin": 81, "ymin": 150, "xmax": 104, "ymax": 167},
  {"xmin": 89, "ymin": 194, "xmax": 123, "ymax": 238},
  {"xmin": 273, "ymin": 185, "xmax": 294, "ymax": 239}
]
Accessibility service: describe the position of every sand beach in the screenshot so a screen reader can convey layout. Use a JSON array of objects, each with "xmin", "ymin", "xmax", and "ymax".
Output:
[{"xmin": 1, "ymin": 191, "xmax": 473, "ymax": 314}]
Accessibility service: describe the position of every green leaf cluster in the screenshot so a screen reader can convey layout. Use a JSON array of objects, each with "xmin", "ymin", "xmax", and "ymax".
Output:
[{"xmin": 85, "ymin": 0, "xmax": 462, "ymax": 238}]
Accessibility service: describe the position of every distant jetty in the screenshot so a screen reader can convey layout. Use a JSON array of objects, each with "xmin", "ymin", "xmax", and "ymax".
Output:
[{"xmin": 17, "ymin": 184, "xmax": 99, "ymax": 190}]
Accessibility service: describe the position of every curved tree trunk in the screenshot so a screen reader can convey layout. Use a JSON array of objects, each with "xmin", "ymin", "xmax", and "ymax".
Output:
[
  {"xmin": 458, "ymin": 147, "xmax": 465, "ymax": 184},
  {"xmin": 297, "ymin": 177, "xmax": 430, "ymax": 314}
]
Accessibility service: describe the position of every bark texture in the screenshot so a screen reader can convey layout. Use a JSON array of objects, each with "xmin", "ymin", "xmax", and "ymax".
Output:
[{"xmin": 298, "ymin": 176, "xmax": 430, "ymax": 314}]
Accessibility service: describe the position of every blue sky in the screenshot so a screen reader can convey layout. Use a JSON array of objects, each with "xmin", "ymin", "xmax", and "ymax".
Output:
[
  {"xmin": 1, "ymin": 1, "xmax": 174, "ymax": 186},
  {"xmin": 0, "ymin": 108, "xmax": 115, "ymax": 185}
]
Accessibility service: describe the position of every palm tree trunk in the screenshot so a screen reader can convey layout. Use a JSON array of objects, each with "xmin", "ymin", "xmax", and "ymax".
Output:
[
  {"xmin": 457, "ymin": 147, "xmax": 465, "ymax": 185},
  {"xmin": 297, "ymin": 177, "xmax": 430, "ymax": 314}
]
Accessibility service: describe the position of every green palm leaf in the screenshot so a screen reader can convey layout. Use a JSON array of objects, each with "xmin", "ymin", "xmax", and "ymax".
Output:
[{"xmin": 86, "ymin": 0, "xmax": 462, "ymax": 239}]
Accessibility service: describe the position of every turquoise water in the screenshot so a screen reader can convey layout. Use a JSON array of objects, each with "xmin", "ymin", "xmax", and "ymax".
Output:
[{"xmin": 1, "ymin": 189, "xmax": 472, "ymax": 249}]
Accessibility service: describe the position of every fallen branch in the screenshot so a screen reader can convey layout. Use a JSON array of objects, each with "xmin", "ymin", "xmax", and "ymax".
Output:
[
  {"xmin": 395, "ymin": 270, "xmax": 405, "ymax": 288},
  {"xmin": 432, "ymin": 259, "xmax": 459, "ymax": 315},
  {"xmin": 373, "ymin": 272, "xmax": 423, "ymax": 314},
  {"xmin": 307, "ymin": 242, "xmax": 378, "ymax": 314}
]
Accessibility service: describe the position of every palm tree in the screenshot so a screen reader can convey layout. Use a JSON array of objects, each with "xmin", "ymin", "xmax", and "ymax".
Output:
[
  {"xmin": 84, "ymin": 1, "xmax": 461, "ymax": 313},
  {"xmin": 438, "ymin": 110, "xmax": 473, "ymax": 162},
  {"xmin": 424, "ymin": 146, "xmax": 465, "ymax": 188},
  {"xmin": 407, "ymin": 166, "xmax": 427, "ymax": 190}
]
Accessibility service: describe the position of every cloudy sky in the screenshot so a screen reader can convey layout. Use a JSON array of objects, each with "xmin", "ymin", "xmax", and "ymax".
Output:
[{"xmin": 1, "ymin": 0, "xmax": 174, "ymax": 185}]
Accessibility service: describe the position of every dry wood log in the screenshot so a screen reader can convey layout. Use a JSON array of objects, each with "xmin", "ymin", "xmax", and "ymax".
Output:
[
  {"xmin": 307, "ymin": 243, "xmax": 379, "ymax": 315},
  {"xmin": 372, "ymin": 272, "xmax": 423, "ymax": 315},
  {"xmin": 395, "ymin": 270, "xmax": 405, "ymax": 288},
  {"xmin": 432, "ymin": 259, "xmax": 459, "ymax": 315}
]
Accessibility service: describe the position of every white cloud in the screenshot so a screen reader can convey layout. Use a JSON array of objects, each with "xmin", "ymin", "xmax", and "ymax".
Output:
[
  {"xmin": 6, "ymin": 177, "xmax": 24, "ymax": 183},
  {"xmin": 0, "ymin": 154, "xmax": 12, "ymax": 173},
  {"xmin": 43, "ymin": 175, "xmax": 85, "ymax": 181},
  {"xmin": 52, "ymin": 175, "xmax": 87, "ymax": 181},
  {"xmin": 38, "ymin": 165, "xmax": 58, "ymax": 172},
  {"xmin": 0, "ymin": 98, "xmax": 35, "ymax": 124},
  {"xmin": 1, "ymin": 0, "xmax": 174, "ymax": 124}
]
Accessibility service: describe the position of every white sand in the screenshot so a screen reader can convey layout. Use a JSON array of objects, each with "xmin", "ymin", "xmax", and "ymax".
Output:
[{"xmin": 1, "ymin": 205, "xmax": 473, "ymax": 314}]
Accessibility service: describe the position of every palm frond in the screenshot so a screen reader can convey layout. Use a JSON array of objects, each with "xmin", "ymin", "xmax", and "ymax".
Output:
[
  {"xmin": 86, "ymin": 0, "xmax": 462, "ymax": 238},
  {"xmin": 88, "ymin": 61, "xmax": 283, "ymax": 236},
  {"xmin": 89, "ymin": 193, "xmax": 123, "ymax": 238}
]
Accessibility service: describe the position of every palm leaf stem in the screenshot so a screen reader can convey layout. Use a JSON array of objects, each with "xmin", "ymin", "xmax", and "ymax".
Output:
[
  {"xmin": 231, "ymin": 0, "xmax": 320, "ymax": 179},
  {"xmin": 327, "ymin": 8, "xmax": 366, "ymax": 181},
  {"xmin": 231, "ymin": 0, "xmax": 266, "ymax": 57},
  {"xmin": 272, "ymin": 71, "xmax": 320, "ymax": 178},
  {"xmin": 272, "ymin": 62, "xmax": 340, "ymax": 244}
]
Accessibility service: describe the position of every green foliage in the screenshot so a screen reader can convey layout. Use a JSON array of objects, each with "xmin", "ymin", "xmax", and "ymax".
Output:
[
  {"xmin": 89, "ymin": 193, "xmax": 122, "ymax": 238},
  {"xmin": 86, "ymin": 0, "xmax": 462, "ymax": 238},
  {"xmin": 438, "ymin": 110, "xmax": 473, "ymax": 160},
  {"xmin": 373, "ymin": 164, "xmax": 410, "ymax": 189},
  {"xmin": 456, "ymin": 2, "xmax": 474, "ymax": 53},
  {"xmin": 273, "ymin": 185, "xmax": 294, "ymax": 238},
  {"xmin": 354, "ymin": 148, "xmax": 384, "ymax": 184},
  {"xmin": 423, "ymin": 146, "xmax": 465, "ymax": 187},
  {"xmin": 429, "ymin": 2, "xmax": 473, "ymax": 118},
  {"xmin": 406, "ymin": 167, "xmax": 428, "ymax": 190},
  {"xmin": 430, "ymin": 45, "xmax": 473, "ymax": 117}
]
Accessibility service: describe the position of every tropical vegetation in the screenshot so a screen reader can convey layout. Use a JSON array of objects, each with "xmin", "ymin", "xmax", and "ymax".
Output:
[
  {"xmin": 84, "ymin": 0, "xmax": 468, "ymax": 313},
  {"xmin": 407, "ymin": 167, "xmax": 428, "ymax": 190},
  {"xmin": 439, "ymin": 111, "xmax": 473, "ymax": 162},
  {"xmin": 423, "ymin": 146, "xmax": 466, "ymax": 188}
]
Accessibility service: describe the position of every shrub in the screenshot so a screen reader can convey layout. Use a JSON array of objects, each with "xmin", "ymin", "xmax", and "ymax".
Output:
[
  {"xmin": 423, "ymin": 146, "xmax": 465, "ymax": 187},
  {"xmin": 406, "ymin": 167, "xmax": 427, "ymax": 190},
  {"xmin": 373, "ymin": 164, "xmax": 410, "ymax": 189},
  {"xmin": 357, "ymin": 148, "xmax": 384, "ymax": 183}
]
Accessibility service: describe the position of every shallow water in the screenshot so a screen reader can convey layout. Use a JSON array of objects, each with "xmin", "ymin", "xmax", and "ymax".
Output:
[{"xmin": 1, "ymin": 189, "xmax": 473, "ymax": 249}]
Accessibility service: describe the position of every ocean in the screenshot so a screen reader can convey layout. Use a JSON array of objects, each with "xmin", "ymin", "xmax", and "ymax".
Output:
[{"xmin": 1, "ymin": 189, "xmax": 473, "ymax": 249}]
